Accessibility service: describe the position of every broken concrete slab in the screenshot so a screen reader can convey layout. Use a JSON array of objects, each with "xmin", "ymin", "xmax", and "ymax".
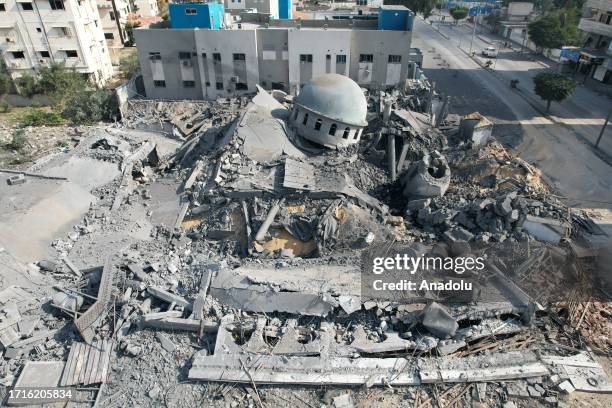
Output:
[
  {"xmin": 401, "ymin": 151, "xmax": 450, "ymax": 199},
  {"xmin": 422, "ymin": 302, "xmax": 458, "ymax": 339},
  {"xmin": 147, "ymin": 286, "xmax": 191, "ymax": 310}
]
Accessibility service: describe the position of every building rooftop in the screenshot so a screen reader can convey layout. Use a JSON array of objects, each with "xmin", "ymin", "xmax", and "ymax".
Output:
[{"xmin": 294, "ymin": 74, "xmax": 368, "ymax": 127}]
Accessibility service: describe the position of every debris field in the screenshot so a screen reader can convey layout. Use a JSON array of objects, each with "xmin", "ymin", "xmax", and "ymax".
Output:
[{"xmin": 0, "ymin": 78, "xmax": 610, "ymax": 408}]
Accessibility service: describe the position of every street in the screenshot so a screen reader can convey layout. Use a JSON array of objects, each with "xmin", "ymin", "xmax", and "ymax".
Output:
[{"xmin": 411, "ymin": 17, "xmax": 612, "ymax": 222}]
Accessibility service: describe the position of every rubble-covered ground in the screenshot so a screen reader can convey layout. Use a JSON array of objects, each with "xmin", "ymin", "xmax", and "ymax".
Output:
[{"xmin": 0, "ymin": 84, "xmax": 610, "ymax": 408}]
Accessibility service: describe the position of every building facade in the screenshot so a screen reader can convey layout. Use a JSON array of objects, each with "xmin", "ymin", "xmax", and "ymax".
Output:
[
  {"xmin": 578, "ymin": 0, "xmax": 612, "ymax": 83},
  {"xmin": 0, "ymin": 0, "xmax": 113, "ymax": 85},
  {"xmin": 132, "ymin": 0, "xmax": 159, "ymax": 17},
  {"xmin": 134, "ymin": 6, "xmax": 415, "ymax": 99},
  {"xmin": 98, "ymin": 0, "xmax": 130, "ymax": 50}
]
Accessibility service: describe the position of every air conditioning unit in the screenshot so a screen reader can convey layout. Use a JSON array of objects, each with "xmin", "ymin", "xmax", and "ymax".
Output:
[
  {"xmin": 149, "ymin": 54, "xmax": 161, "ymax": 61},
  {"xmin": 6, "ymin": 38, "xmax": 14, "ymax": 43},
  {"xmin": 230, "ymin": 76, "xmax": 239, "ymax": 83},
  {"xmin": 182, "ymin": 59, "xmax": 192, "ymax": 67}
]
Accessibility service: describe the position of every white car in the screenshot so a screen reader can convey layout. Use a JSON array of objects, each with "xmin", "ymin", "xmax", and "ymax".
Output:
[{"xmin": 482, "ymin": 47, "xmax": 499, "ymax": 58}]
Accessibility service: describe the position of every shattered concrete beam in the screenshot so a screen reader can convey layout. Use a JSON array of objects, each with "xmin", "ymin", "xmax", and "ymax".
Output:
[
  {"xmin": 61, "ymin": 256, "xmax": 82, "ymax": 278},
  {"xmin": 0, "ymin": 168, "xmax": 68, "ymax": 181},
  {"xmin": 147, "ymin": 287, "xmax": 191, "ymax": 310},
  {"xmin": 254, "ymin": 198, "xmax": 284, "ymax": 242},
  {"xmin": 174, "ymin": 202, "xmax": 190, "ymax": 230},
  {"xmin": 74, "ymin": 256, "xmax": 115, "ymax": 343},
  {"xmin": 183, "ymin": 160, "xmax": 203, "ymax": 191},
  {"xmin": 141, "ymin": 310, "xmax": 183, "ymax": 323},
  {"xmin": 143, "ymin": 317, "xmax": 217, "ymax": 332},
  {"xmin": 189, "ymin": 351, "xmax": 549, "ymax": 386}
]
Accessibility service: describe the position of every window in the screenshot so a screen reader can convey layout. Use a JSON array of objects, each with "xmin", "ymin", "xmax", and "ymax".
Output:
[
  {"xmin": 59, "ymin": 27, "xmax": 71, "ymax": 36},
  {"xmin": 201, "ymin": 53, "xmax": 207, "ymax": 59},
  {"xmin": 21, "ymin": 2, "xmax": 33, "ymax": 11},
  {"xmin": 359, "ymin": 54, "xmax": 373, "ymax": 63},
  {"xmin": 205, "ymin": 81, "xmax": 210, "ymax": 87},
  {"xmin": 314, "ymin": 118, "xmax": 322, "ymax": 131},
  {"xmin": 109, "ymin": 11, "xmax": 115, "ymax": 20},
  {"xmin": 178, "ymin": 51, "xmax": 191, "ymax": 59},
  {"xmin": 388, "ymin": 55, "xmax": 401, "ymax": 63},
  {"xmin": 11, "ymin": 51, "xmax": 25, "ymax": 59},
  {"xmin": 233, "ymin": 53, "xmax": 245, "ymax": 61},
  {"xmin": 104, "ymin": 33, "xmax": 114, "ymax": 39},
  {"xmin": 216, "ymin": 82, "xmax": 223, "ymax": 90},
  {"xmin": 153, "ymin": 80, "xmax": 166, "ymax": 87},
  {"xmin": 329, "ymin": 123, "xmax": 337, "ymax": 136},
  {"xmin": 49, "ymin": 0, "xmax": 65, "ymax": 10},
  {"xmin": 235, "ymin": 82, "xmax": 247, "ymax": 90},
  {"xmin": 183, "ymin": 80, "xmax": 195, "ymax": 88},
  {"xmin": 65, "ymin": 50, "xmax": 78, "ymax": 58},
  {"xmin": 292, "ymin": 109, "xmax": 299, "ymax": 120},
  {"xmin": 342, "ymin": 127, "xmax": 350, "ymax": 139},
  {"xmin": 353, "ymin": 130, "xmax": 360, "ymax": 140},
  {"xmin": 35, "ymin": 27, "xmax": 42, "ymax": 33},
  {"xmin": 336, "ymin": 54, "xmax": 346, "ymax": 64},
  {"xmin": 326, "ymin": 54, "xmax": 331, "ymax": 60},
  {"xmin": 213, "ymin": 53, "xmax": 221, "ymax": 62},
  {"xmin": 0, "ymin": 4, "xmax": 5, "ymax": 11},
  {"xmin": 300, "ymin": 54, "xmax": 312, "ymax": 63},
  {"xmin": 149, "ymin": 52, "xmax": 161, "ymax": 60},
  {"xmin": 40, "ymin": 51, "xmax": 50, "ymax": 58},
  {"xmin": 302, "ymin": 113, "xmax": 309, "ymax": 125},
  {"xmin": 185, "ymin": 8, "xmax": 197, "ymax": 15}
]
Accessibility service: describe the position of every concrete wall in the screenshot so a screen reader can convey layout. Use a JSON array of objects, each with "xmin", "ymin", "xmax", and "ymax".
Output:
[
  {"xmin": 507, "ymin": 2, "xmax": 534, "ymax": 19},
  {"xmin": 194, "ymin": 29, "xmax": 259, "ymax": 99},
  {"xmin": 287, "ymin": 29, "xmax": 351, "ymax": 92},
  {"xmin": 135, "ymin": 23, "xmax": 413, "ymax": 98},
  {"xmin": 349, "ymin": 30, "xmax": 412, "ymax": 89},
  {"xmin": 256, "ymin": 29, "xmax": 289, "ymax": 90},
  {"xmin": 134, "ymin": 28, "xmax": 202, "ymax": 99}
]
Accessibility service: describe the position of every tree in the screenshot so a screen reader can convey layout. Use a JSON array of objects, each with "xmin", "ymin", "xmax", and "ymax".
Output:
[
  {"xmin": 61, "ymin": 89, "xmax": 117, "ymax": 124},
  {"xmin": 0, "ymin": 73, "xmax": 11, "ymax": 96},
  {"xmin": 533, "ymin": 72, "xmax": 576, "ymax": 111},
  {"xmin": 450, "ymin": 7, "xmax": 469, "ymax": 24},
  {"xmin": 15, "ymin": 74, "xmax": 39, "ymax": 97},
  {"xmin": 36, "ymin": 63, "xmax": 87, "ymax": 101},
  {"xmin": 119, "ymin": 52, "xmax": 140, "ymax": 80},
  {"xmin": 528, "ymin": 15, "xmax": 565, "ymax": 51}
]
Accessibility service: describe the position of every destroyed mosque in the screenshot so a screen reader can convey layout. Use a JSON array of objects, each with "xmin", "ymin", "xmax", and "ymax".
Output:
[{"xmin": 0, "ymin": 56, "xmax": 611, "ymax": 407}]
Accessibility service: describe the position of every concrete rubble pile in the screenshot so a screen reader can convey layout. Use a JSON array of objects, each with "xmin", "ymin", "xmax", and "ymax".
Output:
[{"xmin": 0, "ymin": 77, "xmax": 610, "ymax": 407}]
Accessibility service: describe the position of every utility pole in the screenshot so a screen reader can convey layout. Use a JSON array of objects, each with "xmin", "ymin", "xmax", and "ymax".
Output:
[
  {"xmin": 469, "ymin": 4, "xmax": 480, "ymax": 55},
  {"xmin": 595, "ymin": 110, "xmax": 611, "ymax": 149}
]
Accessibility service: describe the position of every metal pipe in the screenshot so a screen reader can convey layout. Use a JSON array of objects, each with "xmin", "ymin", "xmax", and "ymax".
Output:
[
  {"xmin": 254, "ymin": 198, "xmax": 284, "ymax": 241},
  {"xmin": 387, "ymin": 133, "xmax": 396, "ymax": 182}
]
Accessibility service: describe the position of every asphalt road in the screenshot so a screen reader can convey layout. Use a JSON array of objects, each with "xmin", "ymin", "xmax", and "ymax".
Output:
[{"xmin": 412, "ymin": 18, "xmax": 612, "ymax": 220}]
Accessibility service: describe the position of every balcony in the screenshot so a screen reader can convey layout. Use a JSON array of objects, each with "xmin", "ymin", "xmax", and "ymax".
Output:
[{"xmin": 578, "ymin": 18, "xmax": 612, "ymax": 38}]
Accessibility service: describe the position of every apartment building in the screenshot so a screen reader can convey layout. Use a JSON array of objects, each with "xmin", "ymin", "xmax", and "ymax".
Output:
[
  {"xmin": 96, "ymin": 0, "xmax": 131, "ymax": 64},
  {"xmin": 132, "ymin": 0, "xmax": 159, "ymax": 17},
  {"xmin": 578, "ymin": 0, "xmax": 612, "ymax": 83},
  {"xmin": 135, "ymin": 4, "xmax": 416, "ymax": 99},
  {"xmin": 0, "ymin": 0, "xmax": 113, "ymax": 85},
  {"xmin": 223, "ymin": 0, "xmax": 281, "ymax": 19}
]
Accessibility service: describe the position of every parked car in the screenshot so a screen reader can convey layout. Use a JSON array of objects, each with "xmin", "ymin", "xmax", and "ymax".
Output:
[{"xmin": 482, "ymin": 47, "xmax": 499, "ymax": 58}]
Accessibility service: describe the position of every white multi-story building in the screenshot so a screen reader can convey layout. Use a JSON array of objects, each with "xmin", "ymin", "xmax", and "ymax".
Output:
[
  {"xmin": 132, "ymin": 0, "xmax": 159, "ymax": 17},
  {"xmin": 578, "ymin": 0, "xmax": 612, "ymax": 83},
  {"xmin": 134, "ymin": 5, "xmax": 417, "ymax": 99},
  {"xmin": 0, "ymin": 0, "xmax": 113, "ymax": 85},
  {"xmin": 97, "ymin": 0, "xmax": 131, "ymax": 63}
]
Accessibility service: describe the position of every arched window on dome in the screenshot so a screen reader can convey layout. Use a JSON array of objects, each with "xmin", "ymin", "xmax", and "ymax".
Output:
[
  {"xmin": 328, "ymin": 123, "xmax": 337, "ymax": 136},
  {"xmin": 302, "ymin": 113, "xmax": 309, "ymax": 125},
  {"xmin": 342, "ymin": 127, "xmax": 350, "ymax": 139},
  {"xmin": 292, "ymin": 109, "xmax": 299, "ymax": 121},
  {"xmin": 314, "ymin": 118, "xmax": 322, "ymax": 131}
]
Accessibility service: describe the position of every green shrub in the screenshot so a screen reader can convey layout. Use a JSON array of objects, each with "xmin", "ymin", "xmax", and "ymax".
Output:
[
  {"xmin": 0, "ymin": 74, "xmax": 11, "ymax": 96},
  {"xmin": 7, "ymin": 128, "xmax": 26, "ymax": 150},
  {"xmin": 20, "ymin": 109, "xmax": 65, "ymax": 127},
  {"xmin": 0, "ymin": 100, "xmax": 11, "ymax": 113},
  {"xmin": 16, "ymin": 74, "xmax": 39, "ymax": 97},
  {"xmin": 61, "ymin": 89, "xmax": 117, "ymax": 124}
]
